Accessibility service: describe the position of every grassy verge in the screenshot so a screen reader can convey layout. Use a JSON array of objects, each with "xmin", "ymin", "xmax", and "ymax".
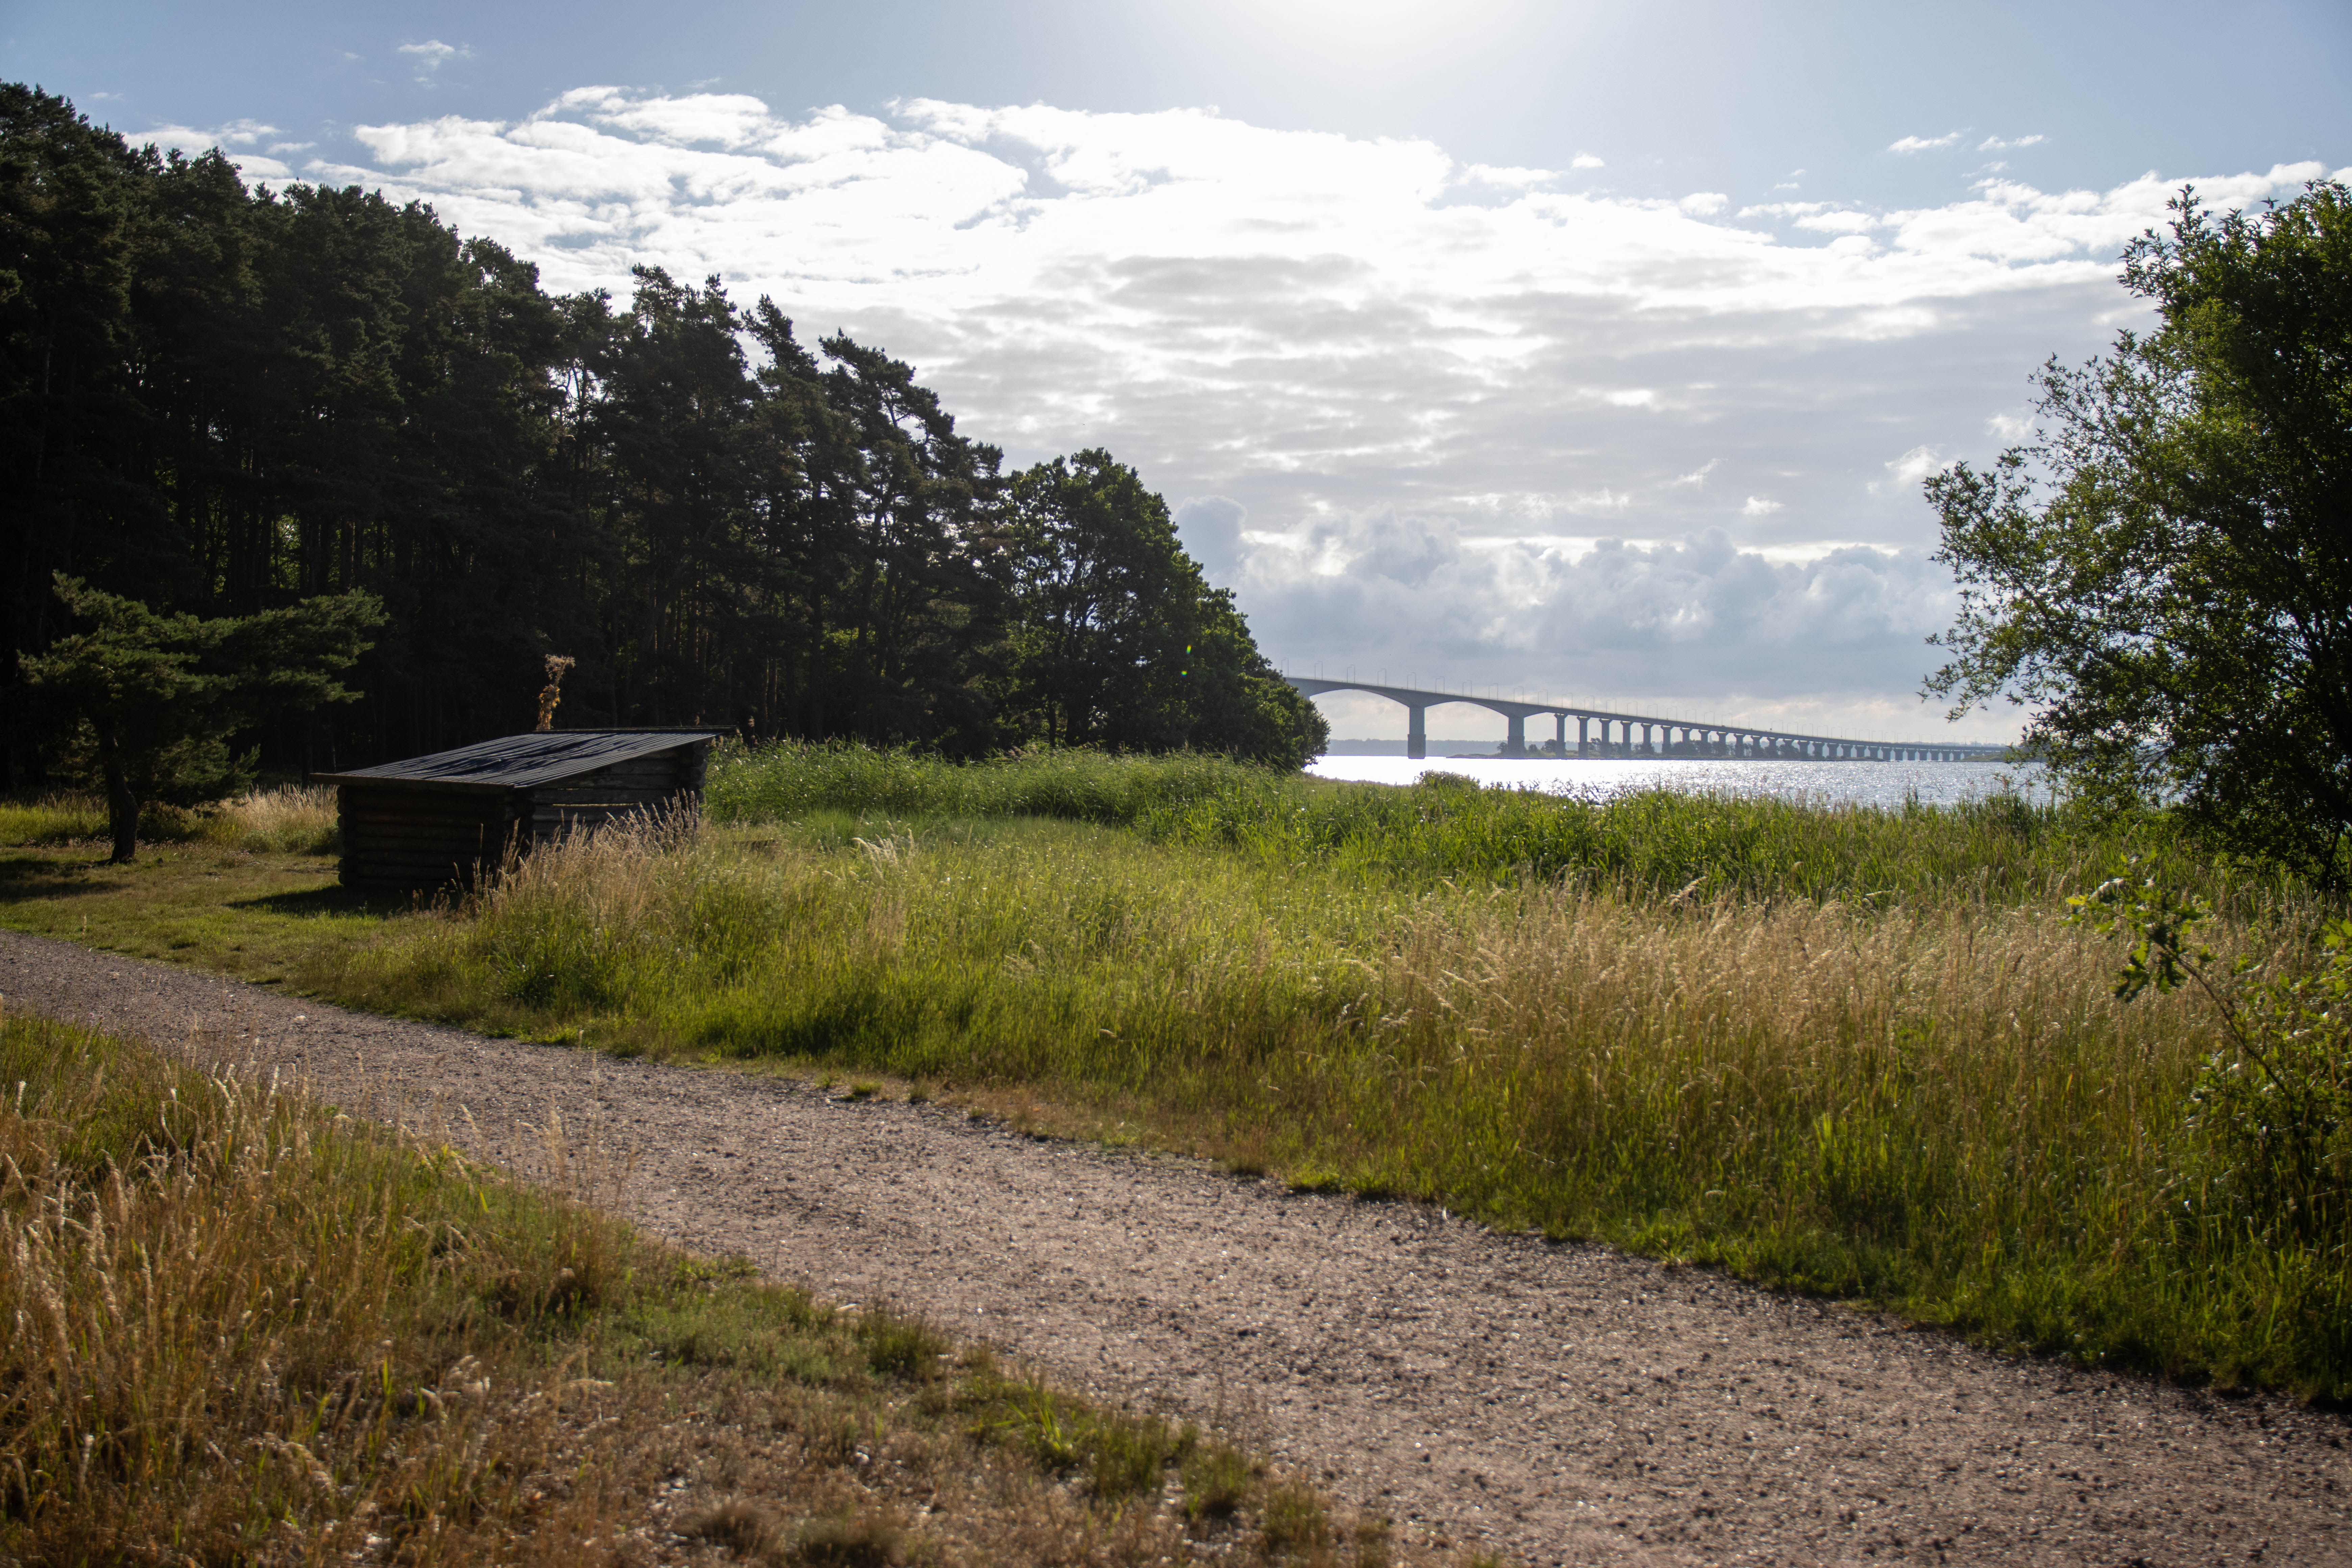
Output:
[
  {"xmin": 5, "ymin": 755, "xmax": 2345, "ymax": 1400},
  {"xmin": 364, "ymin": 748, "xmax": 2346, "ymax": 1398},
  {"xmin": 0, "ymin": 1009, "xmax": 1418, "ymax": 1566},
  {"xmin": 0, "ymin": 783, "xmax": 385, "ymax": 986}
]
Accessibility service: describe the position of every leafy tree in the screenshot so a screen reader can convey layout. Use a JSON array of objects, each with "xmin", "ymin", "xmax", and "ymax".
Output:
[
  {"xmin": 1180, "ymin": 587, "xmax": 1331, "ymax": 768},
  {"xmin": 1005, "ymin": 449, "xmax": 1198, "ymax": 749},
  {"xmin": 0, "ymin": 87, "xmax": 1321, "ymax": 779},
  {"xmin": 812, "ymin": 330, "xmax": 1011, "ymax": 754},
  {"xmin": 0, "ymin": 84, "xmax": 153, "ymax": 776},
  {"xmin": 10, "ymin": 575, "xmax": 383, "ymax": 860},
  {"xmin": 1925, "ymin": 181, "xmax": 2352, "ymax": 885},
  {"xmin": 1004, "ymin": 449, "xmax": 1329, "ymax": 766}
]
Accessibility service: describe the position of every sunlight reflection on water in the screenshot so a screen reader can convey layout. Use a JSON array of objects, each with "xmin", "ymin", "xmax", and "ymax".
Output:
[{"xmin": 1307, "ymin": 755, "xmax": 2044, "ymax": 810}]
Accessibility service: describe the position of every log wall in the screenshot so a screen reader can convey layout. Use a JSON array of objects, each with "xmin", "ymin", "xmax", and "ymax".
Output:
[
  {"xmin": 337, "ymin": 790, "xmax": 519, "ymax": 890},
  {"xmin": 337, "ymin": 741, "xmax": 712, "ymax": 889}
]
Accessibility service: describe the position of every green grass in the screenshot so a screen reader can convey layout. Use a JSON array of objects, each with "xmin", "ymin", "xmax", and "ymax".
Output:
[
  {"xmin": 0, "ymin": 838, "xmax": 400, "ymax": 985},
  {"xmin": 708, "ymin": 739, "xmax": 2271, "ymax": 907},
  {"xmin": 7, "ymin": 755, "xmax": 2347, "ymax": 1401},
  {"xmin": 0, "ymin": 1010, "xmax": 1394, "ymax": 1565}
]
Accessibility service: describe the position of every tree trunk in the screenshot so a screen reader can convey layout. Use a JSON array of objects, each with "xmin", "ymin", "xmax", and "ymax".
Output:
[{"xmin": 95, "ymin": 723, "xmax": 138, "ymax": 863}]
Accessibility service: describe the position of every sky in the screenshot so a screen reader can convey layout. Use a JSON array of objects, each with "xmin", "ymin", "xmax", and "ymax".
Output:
[{"xmin": 10, "ymin": 0, "xmax": 2349, "ymax": 745}]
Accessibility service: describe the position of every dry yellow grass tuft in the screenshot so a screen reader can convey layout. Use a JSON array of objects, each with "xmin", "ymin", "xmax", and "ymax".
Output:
[
  {"xmin": 0, "ymin": 782, "xmax": 340, "ymax": 854},
  {"xmin": 198, "ymin": 782, "xmax": 342, "ymax": 853},
  {"xmin": 0, "ymin": 1008, "xmax": 1440, "ymax": 1565}
]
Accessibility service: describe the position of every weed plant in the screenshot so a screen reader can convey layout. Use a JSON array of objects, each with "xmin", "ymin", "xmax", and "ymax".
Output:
[
  {"xmin": 0, "ymin": 1010, "xmax": 1393, "ymax": 1564},
  {"xmin": 318, "ymin": 752, "xmax": 2350, "ymax": 1395}
]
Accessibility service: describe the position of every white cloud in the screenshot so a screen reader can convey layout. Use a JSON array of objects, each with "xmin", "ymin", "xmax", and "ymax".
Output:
[
  {"xmin": 1888, "ymin": 131, "xmax": 1966, "ymax": 154},
  {"xmin": 1570, "ymin": 152, "xmax": 1604, "ymax": 170},
  {"xmin": 1986, "ymin": 410, "xmax": 2034, "ymax": 441},
  {"xmin": 1464, "ymin": 163, "xmax": 1557, "ymax": 190},
  {"xmin": 1678, "ymin": 191, "xmax": 1729, "ymax": 217},
  {"xmin": 397, "ymin": 40, "xmax": 472, "ymax": 84},
  {"xmin": 1888, "ymin": 445, "xmax": 1942, "ymax": 482},
  {"xmin": 295, "ymin": 89, "xmax": 2336, "ymax": 731},
  {"xmin": 138, "ymin": 119, "xmax": 295, "ymax": 179},
  {"xmin": 1876, "ymin": 445, "xmax": 1946, "ymax": 493},
  {"xmin": 1978, "ymin": 134, "xmax": 2047, "ymax": 152},
  {"xmin": 1259, "ymin": 525, "xmax": 1979, "ymax": 729},
  {"xmin": 1793, "ymin": 209, "xmax": 1878, "ymax": 234}
]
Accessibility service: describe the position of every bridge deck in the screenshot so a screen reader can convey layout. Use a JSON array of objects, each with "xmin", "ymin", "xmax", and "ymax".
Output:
[{"xmin": 1283, "ymin": 676, "xmax": 2009, "ymax": 762}]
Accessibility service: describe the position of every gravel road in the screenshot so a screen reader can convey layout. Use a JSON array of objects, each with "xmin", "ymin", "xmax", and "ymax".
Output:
[{"xmin": 4, "ymin": 926, "xmax": 2347, "ymax": 1566}]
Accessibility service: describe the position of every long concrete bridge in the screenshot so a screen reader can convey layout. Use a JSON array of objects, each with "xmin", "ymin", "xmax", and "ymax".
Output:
[{"xmin": 1283, "ymin": 676, "xmax": 2009, "ymax": 763}]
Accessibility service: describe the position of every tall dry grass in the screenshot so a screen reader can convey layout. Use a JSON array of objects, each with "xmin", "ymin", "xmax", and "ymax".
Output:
[
  {"xmin": 311, "ymin": 803, "xmax": 2349, "ymax": 1392},
  {"xmin": 0, "ymin": 783, "xmax": 339, "ymax": 854},
  {"xmin": 199, "ymin": 782, "xmax": 341, "ymax": 853},
  {"xmin": 0, "ymin": 1010, "xmax": 1402, "ymax": 1565},
  {"xmin": 0, "ymin": 1009, "xmax": 635, "ymax": 1559}
]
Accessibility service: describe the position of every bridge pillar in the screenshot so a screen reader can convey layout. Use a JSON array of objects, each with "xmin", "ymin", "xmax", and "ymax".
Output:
[
  {"xmin": 1505, "ymin": 713, "xmax": 1526, "ymax": 757},
  {"xmin": 1407, "ymin": 705, "xmax": 1427, "ymax": 761},
  {"xmin": 1554, "ymin": 714, "xmax": 1568, "ymax": 756},
  {"xmin": 1577, "ymin": 715, "xmax": 1590, "ymax": 756}
]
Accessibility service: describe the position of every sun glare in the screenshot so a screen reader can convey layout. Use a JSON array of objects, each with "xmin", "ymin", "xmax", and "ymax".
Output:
[{"xmin": 1196, "ymin": 0, "xmax": 1539, "ymax": 77}]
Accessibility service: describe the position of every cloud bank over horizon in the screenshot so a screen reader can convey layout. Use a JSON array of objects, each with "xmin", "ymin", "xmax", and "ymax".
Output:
[{"xmin": 154, "ymin": 91, "xmax": 2345, "ymax": 741}]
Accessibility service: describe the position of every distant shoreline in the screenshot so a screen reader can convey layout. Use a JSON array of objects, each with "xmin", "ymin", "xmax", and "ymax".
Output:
[{"xmin": 1318, "ymin": 742, "xmax": 2017, "ymax": 761}]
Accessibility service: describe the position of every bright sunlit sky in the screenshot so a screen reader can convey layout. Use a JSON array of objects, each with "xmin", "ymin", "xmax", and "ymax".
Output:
[{"xmin": 10, "ymin": 0, "xmax": 2349, "ymax": 743}]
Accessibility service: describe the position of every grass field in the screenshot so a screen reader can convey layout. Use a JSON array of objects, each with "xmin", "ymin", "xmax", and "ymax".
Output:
[
  {"xmin": 0, "ymin": 1009, "xmax": 1402, "ymax": 1566},
  {"xmin": 3, "ymin": 746, "xmax": 2345, "ymax": 1402}
]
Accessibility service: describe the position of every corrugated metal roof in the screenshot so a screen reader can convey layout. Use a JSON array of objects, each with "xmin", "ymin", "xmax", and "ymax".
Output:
[{"xmin": 313, "ymin": 729, "xmax": 724, "ymax": 793}]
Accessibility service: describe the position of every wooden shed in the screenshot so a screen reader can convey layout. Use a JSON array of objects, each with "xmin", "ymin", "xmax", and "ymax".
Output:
[{"xmin": 314, "ymin": 729, "xmax": 725, "ymax": 889}]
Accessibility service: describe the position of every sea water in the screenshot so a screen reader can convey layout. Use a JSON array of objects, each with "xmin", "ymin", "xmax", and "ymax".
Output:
[{"xmin": 1307, "ymin": 754, "xmax": 2044, "ymax": 810}]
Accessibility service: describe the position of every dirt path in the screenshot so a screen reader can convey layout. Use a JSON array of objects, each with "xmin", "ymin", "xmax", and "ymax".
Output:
[{"xmin": 4, "ymin": 928, "xmax": 2347, "ymax": 1566}]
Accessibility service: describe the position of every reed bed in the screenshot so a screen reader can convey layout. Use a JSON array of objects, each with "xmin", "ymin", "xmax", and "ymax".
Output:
[
  {"xmin": 708, "ymin": 741, "xmax": 2261, "ymax": 909},
  {"xmin": 318, "ymin": 787, "xmax": 2349, "ymax": 1394},
  {"xmin": 0, "ymin": 1010, "xmax": 1387, "ymax": 1564}
]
